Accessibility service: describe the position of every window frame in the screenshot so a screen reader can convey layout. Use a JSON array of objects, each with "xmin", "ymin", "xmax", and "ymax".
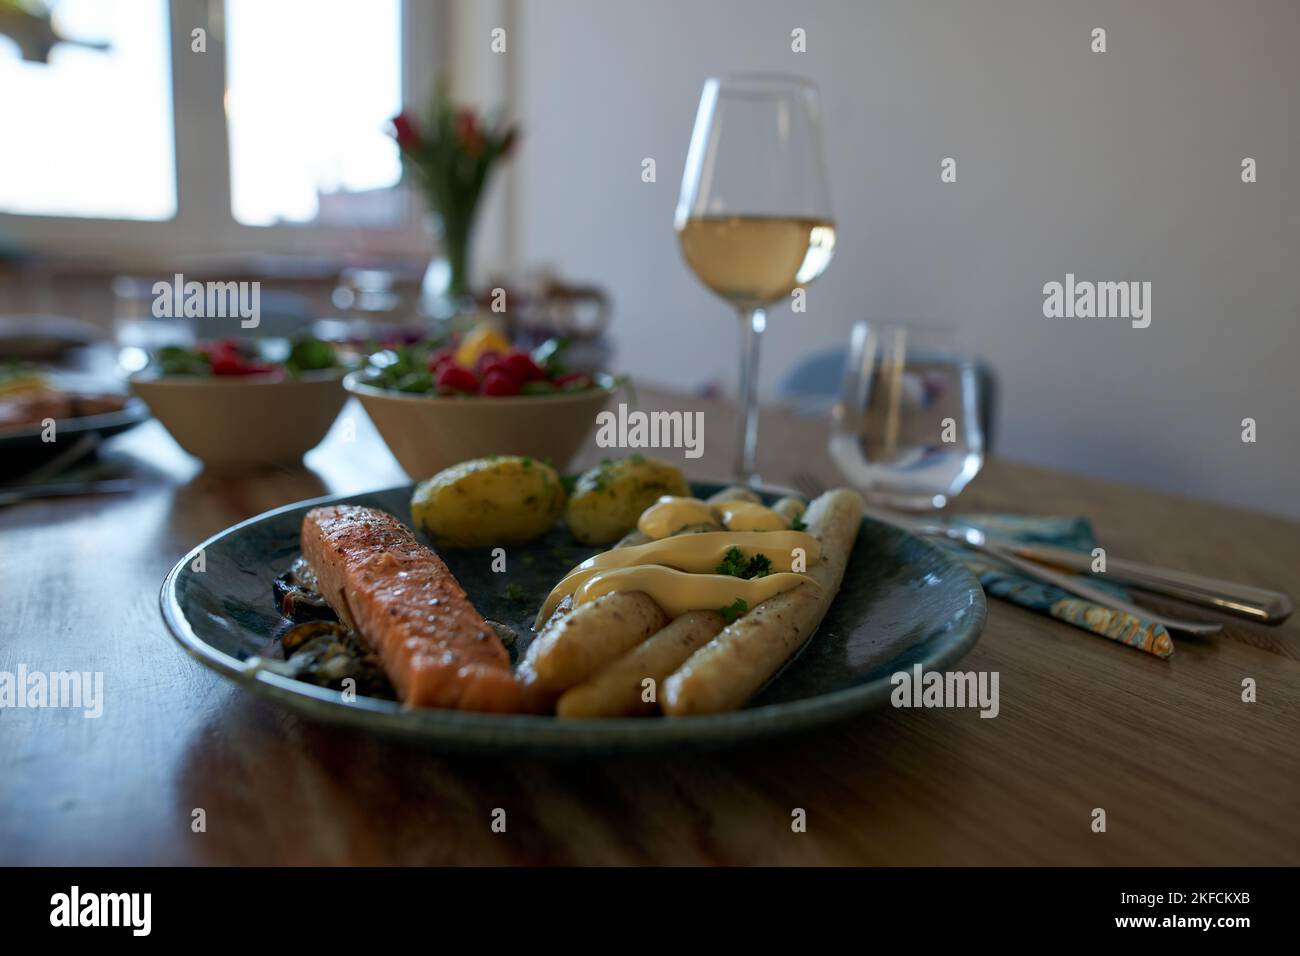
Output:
[{"xmin": 0, "ymin": 0, "xmax": 442, "ymax": 261}]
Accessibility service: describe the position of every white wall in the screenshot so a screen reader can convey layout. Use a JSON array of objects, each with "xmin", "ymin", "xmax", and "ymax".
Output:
[{"xmin": 484, "ymin": 0, "xmax": 1300, "ymax": 516}]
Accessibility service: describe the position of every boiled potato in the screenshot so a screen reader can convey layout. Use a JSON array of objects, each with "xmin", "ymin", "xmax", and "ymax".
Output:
[
  {"xmin": 411, "ymin": 456, "xmax": 566, "ymax": 548},
  {"xmin": 564, "ymin": 456, "xmax": 691, "ymax": 545}
]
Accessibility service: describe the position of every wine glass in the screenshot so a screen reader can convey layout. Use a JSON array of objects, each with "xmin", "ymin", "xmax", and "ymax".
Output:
[
  {"xmin": 830, "ymin": 321, "xmax": 985, "ymax": 510},
  {"xmin": 675, "ymin": 74, "xmax": 835, "ymax": 484}
]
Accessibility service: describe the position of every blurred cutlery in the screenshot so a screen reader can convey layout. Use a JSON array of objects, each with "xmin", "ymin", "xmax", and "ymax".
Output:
[
  {"xmin": 20, "ymin": 433, "xmax": 101, "ymax": 483},
  {"xmin": 903, "ymin": 520, "xmax": 1222, "ymax": 636},
  {"xmin": 0, "ymin": 478, "xmax": 139, "ymax": 508},
  {"xmin": 987, "ymin": 539, "xmax": 1291, "ymax": 625},
  {"xmin": 792, "ymin": 472, "xmax": 1229, "ymax": 635}
]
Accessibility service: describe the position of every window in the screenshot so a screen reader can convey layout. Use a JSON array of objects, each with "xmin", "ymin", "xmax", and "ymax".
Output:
[
  {"xmin": 224, "ymin": 0, "xmax": 404, "ymax": 227},
  {"xmin": 0, "ymin": 0, "xmax": 432, "ymax": 253},
  {"xmin": 0, "ymin": 0, "xmax": 176, "ymax": 220}
]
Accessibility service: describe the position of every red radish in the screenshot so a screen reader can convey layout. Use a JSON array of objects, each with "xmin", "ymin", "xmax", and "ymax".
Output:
[
  {"xmin": 480, "ymin": 369, "xmax": 522, "ymax": 396},
  {"xmin": 210, "ymin": 352, "xmax": 275, "ymax": 376},
  {"xmin": 475, "ymin": 350, "xmax": 504, "ymax": 376},
  {"xmin": 427, "ymin": 348, "xmax": 456, "ymax": 372},
  {"xmin": 437, "ymin": 365, "xmax": 478, "ymax": 392},
  {"xmin": 554, "ymin": 372, "xmax": 591, "ymax": 390},
  {"xmin": 501, "ymin": 349, "xmax": 544, "ymax": 382},
  {"xmin": 478, "ymin": 356, "xmax": 515, "ymax": 382}
]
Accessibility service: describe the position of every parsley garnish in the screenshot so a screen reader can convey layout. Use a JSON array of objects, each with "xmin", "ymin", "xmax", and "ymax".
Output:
[
  {"xmin": 715, "ymin": 547, "xmax": 772, "ymax": 579},
  {"xmin": 715, "ymin": 547, "xmax": 747, "ymax": 577},
  {"xmin": 719, "ymin": 598, "xmax": 748, "ymax": 624},
  {"xmin": 789, "ymin": 515, "xmax": 807, "ymax": 532},
  {"xmin": 503, "ymin": 583, "xmax": 528, "ymax": 604}
]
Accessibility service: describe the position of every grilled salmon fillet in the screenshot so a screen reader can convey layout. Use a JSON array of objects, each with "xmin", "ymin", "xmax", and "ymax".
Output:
[{"xmin": 301, "ymin": 505, "xmax": 522, "ymax": 712}]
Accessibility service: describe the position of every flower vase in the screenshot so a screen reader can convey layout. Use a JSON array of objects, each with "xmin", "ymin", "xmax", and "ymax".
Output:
[{"xmin": 421, "ymin": 211, "xmax": 476, "ymax": 321}]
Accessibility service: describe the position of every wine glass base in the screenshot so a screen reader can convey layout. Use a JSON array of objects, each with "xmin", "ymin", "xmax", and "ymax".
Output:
[{"xmin": 863, "ymin": 489, "xmax": 950, "ymax": 512}]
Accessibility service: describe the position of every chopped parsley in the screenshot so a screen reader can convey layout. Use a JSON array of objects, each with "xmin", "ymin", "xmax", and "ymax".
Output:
[
  {"xmin": 788, "ymin": 515, "xmax": 807, "ymax": 532},
  {"xmin": 716, "ymin": 548, "xmax": 747, "ymax": 577},
  {"xmin": 715, "ymin": 547, "xmax": 772, "ymax": 579},
  {"xmin": 719, "ymin": 598, "xmax": 748, "ymax": 624},
  {"xmin": 502, "ymin": 583, "xmax": 528, "ymax": 604}
]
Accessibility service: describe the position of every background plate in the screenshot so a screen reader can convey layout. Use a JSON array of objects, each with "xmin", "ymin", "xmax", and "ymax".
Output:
[
  {"xmin": 160, "ymin": 482, "xmax": 987, "ymax": 754},
  {"xmin": 0, "ymin": 397, "xmax": 149, "ymax": 476}
]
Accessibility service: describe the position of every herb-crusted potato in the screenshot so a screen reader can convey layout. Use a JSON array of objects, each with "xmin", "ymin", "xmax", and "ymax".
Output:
[
  {"xmin": 564, "ymin": 456, "xmax": 691, "ymax": 545},
  {"xmin": 411, "ymin": 456, "xmax": 566, "ymax": 548}
]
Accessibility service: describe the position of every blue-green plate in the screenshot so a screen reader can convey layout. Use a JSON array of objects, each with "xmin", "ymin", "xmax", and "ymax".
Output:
[
  {"xmin": 160, "ymin": 482, "xmax": 986, "ymax": 754},
  {"xmin": 0, "ymin": 397, "xmax": 149, "ymax": 476}
]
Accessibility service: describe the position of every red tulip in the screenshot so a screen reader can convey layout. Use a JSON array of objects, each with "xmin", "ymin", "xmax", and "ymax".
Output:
[
  {"xmin": 455, "ymin": 109, "xmax": 485, "ymax": 156},
  {"xmin": 390, "ymin": 112, "xmax": 422, "ymax": 152}
]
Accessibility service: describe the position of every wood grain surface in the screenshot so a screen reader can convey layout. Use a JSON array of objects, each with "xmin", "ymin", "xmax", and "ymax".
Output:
[{"xmin": 2, "ymin": 385, "xmax": 1297, "ymax": 865}]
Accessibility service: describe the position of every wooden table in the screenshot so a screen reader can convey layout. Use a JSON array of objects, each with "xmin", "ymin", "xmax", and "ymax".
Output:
[{"xmin": 2, "ymin": 387, "xmax": 1297, "ymax": 865}]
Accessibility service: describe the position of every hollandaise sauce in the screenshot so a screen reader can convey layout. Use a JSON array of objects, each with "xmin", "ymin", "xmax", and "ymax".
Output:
[
  {"xmin": 535, "ymin": 530, "xmax": 820, "ymax": 625},
  {"xmin": 537, "ymin": 494, "xmax": 820, "ymax": 628},
  {"xmin": 715, "ymin": 500, "xmax": 789, "ymax": 532},
  {"xmin": 636, "ymin": 496, "xmax": 718, "ymax": 538},
  {"xmin": 574, "ymin": 565, "xmax": 817, "ymax": 619},
  {"xmin": 638, "ymin": 495, "xmax": 792, "ymax": 539}
]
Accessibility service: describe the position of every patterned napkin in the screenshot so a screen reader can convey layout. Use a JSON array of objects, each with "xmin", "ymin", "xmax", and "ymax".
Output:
[{"xmin": 935, "ymin": 515, "xmax": 1174, "ymax": 659}]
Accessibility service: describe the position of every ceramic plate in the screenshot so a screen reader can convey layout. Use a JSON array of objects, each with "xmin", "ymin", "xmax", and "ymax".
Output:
[
  {"xmin": 0, "ymin": 397, "xmax": 149, "ymax": 475},
  {"xmin": 160, "ymin": 482, "xmax": 987, "ymax": 754}
]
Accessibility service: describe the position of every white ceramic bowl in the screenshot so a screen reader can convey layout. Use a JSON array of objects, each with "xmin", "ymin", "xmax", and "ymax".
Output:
[
  {"xmin": 130, "ymin": 371, "xmax": 347, "ymax": 467},
  {"xmin": 344, "ymin": 369, "xmax": 614, "ymax": 480}
]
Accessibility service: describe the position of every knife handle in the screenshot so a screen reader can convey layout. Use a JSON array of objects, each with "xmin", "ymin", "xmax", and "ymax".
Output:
[{"xmin": 1007, "ymin": 542, "xmax": 1294, "ymax": 625}]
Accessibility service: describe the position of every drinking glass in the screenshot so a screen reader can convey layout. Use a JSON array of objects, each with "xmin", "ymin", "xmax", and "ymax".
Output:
[
  {"xmin": 675, "ymin": 74, "xmax": 835, "ymax": 484},
  {"xmin": 830, "ymin": 321, "xmax": 985, "ymax": 510}
]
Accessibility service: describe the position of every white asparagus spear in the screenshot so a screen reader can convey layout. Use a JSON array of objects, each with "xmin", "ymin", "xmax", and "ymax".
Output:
[
  {"xmin": 771, "ymin": 496, "xmax": 807, "ymax": 523},
  {"xmin": 521, "ymin": 590, "xmax": 668, "ymax": 694},
  {"xmin": 661, "ymin": 488, "xmax": 864, "ymax": 715},
  {"xmin": 526, "ymin": 484, "xmax": 781, "ymax": 702},
  {"xmin": 556, "ymin": 610, "xmax": 726, "ymax": 718}
]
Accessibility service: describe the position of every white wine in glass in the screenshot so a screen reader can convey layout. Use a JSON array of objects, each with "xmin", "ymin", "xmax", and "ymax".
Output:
[
  {"xmin": 678, "ymin": 215, "xmax": 836, "ymax": 309},
  {"xmin": 675, "ymin": 75, "xmax": 835, "ymax": 485}
]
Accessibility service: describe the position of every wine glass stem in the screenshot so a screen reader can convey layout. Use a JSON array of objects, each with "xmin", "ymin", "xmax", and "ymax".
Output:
[{"xmin": 736, "ymin": 307, "xmax": 766, "ymax": 484}]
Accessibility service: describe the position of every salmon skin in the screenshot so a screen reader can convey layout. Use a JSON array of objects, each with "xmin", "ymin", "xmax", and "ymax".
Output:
[{"xmin": 301, "ymin": 505, "xmax": 522, "ymax": 713}]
